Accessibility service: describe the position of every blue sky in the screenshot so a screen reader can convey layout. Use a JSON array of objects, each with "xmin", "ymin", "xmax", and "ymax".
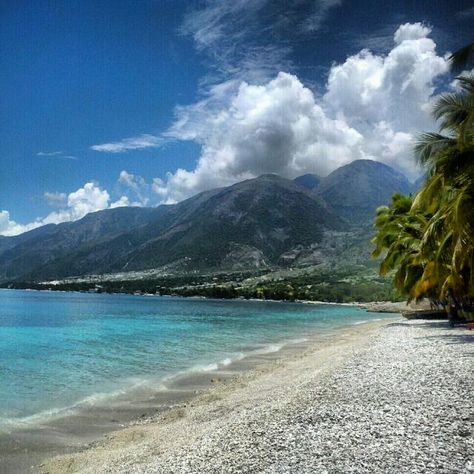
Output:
[{"xmin": 1, "ymin": 0, "xmax": 473, "ymax": 235}]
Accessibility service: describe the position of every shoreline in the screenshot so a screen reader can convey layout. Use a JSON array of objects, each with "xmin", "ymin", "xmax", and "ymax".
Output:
[
  {"xmin": 0, "ymin": 317, "xmax": 395, "ymax": 474},
  {"xmin": 39, "ymin": 316, "xmax": 473, "ymax": 474},
  {"xmin": 1, "ymin": 286, "xmax": 409, "ymax": 310},
  {"xmin": 0, "ymin": 314, "xmax": 395, "ymax": 474},
  {"xmin": 36, "ymin": 318, "xmax": 394, "ymax": 473}
]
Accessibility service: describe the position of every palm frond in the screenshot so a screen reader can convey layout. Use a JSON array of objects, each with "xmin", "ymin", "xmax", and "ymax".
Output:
[
  {"xmin": 413, "ymin": 133, "xmax": 455, "ymax": 166},
  {"xmin": 432, "ymin": 92, "xmax": 473, "ymax": 131},
  {"xmin": 449, "ymin": 43, "xmax": 474, "ymax": 73},
  {"xmin": 455, "ymin": 73, "xmax": 474, "ymax": 95}
]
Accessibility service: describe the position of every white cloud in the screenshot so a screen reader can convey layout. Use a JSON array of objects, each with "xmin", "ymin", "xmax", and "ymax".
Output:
[
  {"xmin": 300, "ymin": 0, "xmax": 341, "ymax": 33},
  {"xmin": 153, "ymin": 23, "xmax": 449, "ymax": 202},
  {"xmin": 0, "ymin": 175, "xmax": 154, "ymax": 236},
  {"xmin": 37, "ymin": 151, "xmax": 63, "ymax": 156},
  {"xmin": 181, "ymin": 0, "xmax": 341, "ymax": 84},
  {"xmin": 157, "ymin": 72, "xmax": 365, "ymax": 202},
  {"xmin": 38, "ymin": 182, "xmax": 111, "ymax": 226},
  {"xmin": 1, "ymin": 183, "xmax": 123, "ymax": 236},
  {"xmin": 37, "ymin": 151, "xmax": 77, "ymax": 160},
  {"xmin": 0, "ymin": 211, "xmax": 40, "ymax": 237},
  {"xmin": 91, "ymin": 134, "xmax": 163, "ymax": 153},
  {"xmin": 88, "ymin": 0, "xmax": 343, "ymax": 165},
  {"xmin": 117, "ymin": 170, "xmax": 150, "ymax": 206},
  {"xmin": 110, "ymin": 195, "xmax": 131, "ymax": 208},
  {"xmin": 44, "ymin": 192, "xmax": 67, "ymax": 207},
  {"xmin": 323, "ymin": 22, "xmax": 448, "ymax": 175},
  {"xmin": 393, "ymin": 22, "xmax": 431, "ymax": 44}
]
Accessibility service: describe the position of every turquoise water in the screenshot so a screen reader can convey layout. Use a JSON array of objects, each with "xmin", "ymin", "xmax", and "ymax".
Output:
[{"xmin": 0, "ymin": 289, "xmax": 392, "ymax": 431}]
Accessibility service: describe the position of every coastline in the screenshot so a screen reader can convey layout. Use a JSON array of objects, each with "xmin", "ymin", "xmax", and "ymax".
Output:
[
  {"xmin": 0, "ymin": 286, "xmax": 412, "ymax": 313},
  {"xmin": 0, "ymin": 308, "xmax": 395, "ymax": 474},
  {"xmin": 38, "ymin": 316, "xmax": 474, "ymax": 474}
]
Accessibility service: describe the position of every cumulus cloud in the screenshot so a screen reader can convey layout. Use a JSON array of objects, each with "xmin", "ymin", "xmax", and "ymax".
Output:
[
  {"xmin": 110, "ymin": 195, "xmax": 131, "ymax": 208},
  {"xmin": 1, "ymin": 165, "xmax": 163, "ymax": 236},
  {"xmin": 91, "ymin": 134, "xmax": 163, "ymax": 153},
  {"xmin": 28, "ymin": 182, "xmax": 111, "ymax": 231},
  {"xmin": 157, "ymin": 72, "xmax": 364, "ymax": 202},
  {"xmin": 152, "ymin": 23, "xmax": 449, "ymax": 202},
  {"xmin": 1, "ymin": 182, "xmax": 129, "ymax": 236},
  {"xmin": 393, "ymin": 22, "xmax": 431, "ymax": 44},
  {"xmin": 0, "ymin": 172, "xmax": 157, "ymax": 236},
  {"xmin": 0, "ymin": 211, "xmax": 40, "ymax": 237},
  {"xmin": 323, "ymin": 22, "xmax": 448, "ymax": 174},
  {"xmin": 2, "ymin": 23, "xmax": 454, "ymax": 235}
]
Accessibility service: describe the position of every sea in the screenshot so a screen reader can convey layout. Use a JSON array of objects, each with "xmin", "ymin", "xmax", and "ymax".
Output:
[{"xmin": 0, "ymin": 289, "xmax": 395, "ymax": 434}]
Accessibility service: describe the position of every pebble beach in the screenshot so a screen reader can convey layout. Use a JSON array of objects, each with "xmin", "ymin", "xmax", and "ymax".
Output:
[{"xmin": 39, "ymin": 318, "xmax": 474, "ymax": 473}]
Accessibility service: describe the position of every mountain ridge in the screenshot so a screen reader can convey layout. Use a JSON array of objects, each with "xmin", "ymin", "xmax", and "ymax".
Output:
[{"xmin": 0, "ymin": 160, "xmax": 416, "ymax": 282}]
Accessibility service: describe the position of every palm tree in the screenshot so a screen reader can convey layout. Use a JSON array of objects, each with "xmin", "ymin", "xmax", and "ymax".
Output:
[
  {"xmin": 372, "ymin": 194, "xmax": 434, "ymax": 301},
  {"xmin": 373, "ymin": 71, "xmax": 473, "ymax": 318},
  {"xmin": 414, "ymin": 73, "xmax": 474, "ymax": 302}
]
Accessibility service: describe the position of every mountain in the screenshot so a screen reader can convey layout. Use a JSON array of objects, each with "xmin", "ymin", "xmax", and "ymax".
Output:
[
  {"xmin": 0, "ymin": 207, "xmax": 159, "ymax": 282},
  {"xmin": 0, "ymin": 174, "xmax": 343, "ymax": 282},
  {"xmin": 0, "ymin": 161, "xmax": 417, "ymax": 283},
  {"xmin": 293, "ymin": 173, "xmax": 320, "ymax": 191},
  {"xmin": 314, "ymin": 159, "xmax": 413, "ymax": 223}
]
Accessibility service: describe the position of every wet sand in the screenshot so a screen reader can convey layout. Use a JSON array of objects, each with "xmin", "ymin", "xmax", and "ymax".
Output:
[{"xmin": 0, "ymin": 326, "xmax": 347, "ymax": 473}]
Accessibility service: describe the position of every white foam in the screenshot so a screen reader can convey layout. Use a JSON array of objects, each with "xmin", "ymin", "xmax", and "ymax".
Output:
[
  {"xmin": 201, "ymin": 363, "xmax": 219, "ymax": 372},
  {"xmin": 0, "ymin": 405, "xmax": 75, "ymax": 433},
  {"xmin": 0, "ymin": 380, "xmax": 168, "ymax": 433},
  {"xmin": 353, "ymin": 318, "xmax": 383, "ymax": 325},
  {"xmin": 0, "ymin": 335, "xmax": 313, "ymax": 434},
  {"xmin": 253, "ymin": 343, "xmax": 284, "ymax": 355},
  {"xmin": 287, "ymin": 337, "xmax": 308, "ymax": 344}
]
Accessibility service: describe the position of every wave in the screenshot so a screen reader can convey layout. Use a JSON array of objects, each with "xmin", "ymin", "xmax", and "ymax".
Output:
[
  {"xmin": 0, "ymin": 336, "xmax": 311, "ymax": 433},
  {"xmin": 352, "ymin": 318, "xmax": 383, "ymax": 325}
]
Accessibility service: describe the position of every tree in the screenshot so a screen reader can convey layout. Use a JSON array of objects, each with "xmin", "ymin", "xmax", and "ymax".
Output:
[
  {"xmin": 372, "ymin": 194, "xmax": 434, "ymax": 301},
  {"xmin": 372, "ymin": 71, "xmax": 473, "ymax": 317},
  {"xmin": 414, "ymin": 73, "xmax": 474, "ymax": 301}
]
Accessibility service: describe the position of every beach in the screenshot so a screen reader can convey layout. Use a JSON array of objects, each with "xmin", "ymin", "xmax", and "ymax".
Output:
[{"xmin": 38, "ymin": 318, "xmax": 473, "ymax": 473}]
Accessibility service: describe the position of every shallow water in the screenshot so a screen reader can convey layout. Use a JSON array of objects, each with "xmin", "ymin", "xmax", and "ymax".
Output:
[{"xmin": 0, "ymin": 289, "xmax": 393, "ymax": 432}]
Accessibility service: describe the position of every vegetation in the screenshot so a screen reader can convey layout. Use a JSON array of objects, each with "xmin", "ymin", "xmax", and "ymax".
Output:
[
  {"xmin": 1, "ymin": 267, "xmax": 399, "ymax": 303},
  {"xmin": 372, "ymin": 68, "xmax": 474, "ymax": 320}
]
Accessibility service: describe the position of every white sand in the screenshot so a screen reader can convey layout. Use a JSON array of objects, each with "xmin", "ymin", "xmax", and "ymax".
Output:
[{"xmin": 40, "ymin": 318, "xmax": 474, "ymax": 473}]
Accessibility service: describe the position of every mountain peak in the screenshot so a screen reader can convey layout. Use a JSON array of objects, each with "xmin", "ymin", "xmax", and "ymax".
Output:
[{"xmin": 315, "ymin": 159, "xmax": 412, "ymax": 223}]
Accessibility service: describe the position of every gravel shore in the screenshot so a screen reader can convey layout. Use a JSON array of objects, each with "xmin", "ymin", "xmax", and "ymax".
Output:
[{"xmin": 41, "ymin": 319, "xmax": 473, "ymax": 474}]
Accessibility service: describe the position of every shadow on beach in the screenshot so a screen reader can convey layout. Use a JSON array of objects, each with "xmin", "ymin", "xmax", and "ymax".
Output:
[{"xmin": 386, "ymin": 320, "xmax": 474, "ymax": 356}]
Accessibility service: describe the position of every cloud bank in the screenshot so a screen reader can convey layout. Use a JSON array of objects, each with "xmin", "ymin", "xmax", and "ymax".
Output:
[{"xmin": 153, "ymin": 23, "xmax": 449, "ymax": 202}]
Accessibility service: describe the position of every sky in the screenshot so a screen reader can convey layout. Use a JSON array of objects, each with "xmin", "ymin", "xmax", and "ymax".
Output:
[{"xmin": 0, "ymin": 0, "xmax": 473, "ymax": 235}]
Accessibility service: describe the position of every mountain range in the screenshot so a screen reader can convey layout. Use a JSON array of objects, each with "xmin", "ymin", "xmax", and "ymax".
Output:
[{"xmin": 0, "ymin": 159, "xmax": 419, "ymax": 283}]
